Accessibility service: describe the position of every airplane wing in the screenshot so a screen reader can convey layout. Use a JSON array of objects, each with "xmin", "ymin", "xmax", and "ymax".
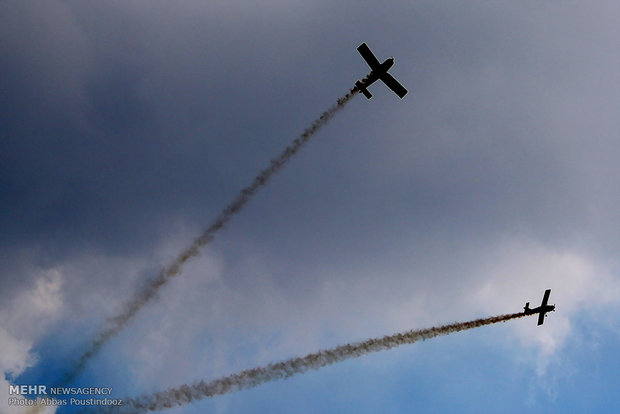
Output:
[
  {"xmin": 379, "ymin": 73, "xmax": 408, "ymax": 98},
  {"xmin": 357, "ymin": 43, "xmax": 381, "ymax": 69},
  {"xmin": 541, "ymin": 289, "xmax": 551, "ymax": 306},
  {"xmin": 537, "ymin": 312, "xmax": 546, "ymax": 326}
]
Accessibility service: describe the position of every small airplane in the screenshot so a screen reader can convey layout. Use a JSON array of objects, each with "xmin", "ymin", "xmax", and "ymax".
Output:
[
  {"xmin": 355, "ymin": 42, "xmax": 408, "ymax": 99},
  {"xmin": 524, "ymin": 289, "xmax": 556, "ymax": 325}
]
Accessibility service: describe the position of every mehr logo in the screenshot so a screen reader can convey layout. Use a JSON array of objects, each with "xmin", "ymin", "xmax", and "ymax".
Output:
[{"xmin": 9, "ymin": 385, "xmax": 47, "ymax": 395}]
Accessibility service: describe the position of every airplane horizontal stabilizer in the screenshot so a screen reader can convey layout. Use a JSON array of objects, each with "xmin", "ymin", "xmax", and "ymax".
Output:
[{"xmin": 355, "ymin": 81, "xmax": 373, "ymax": 99}]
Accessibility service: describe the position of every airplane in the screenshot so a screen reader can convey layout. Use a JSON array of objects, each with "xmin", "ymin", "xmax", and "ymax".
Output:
[
  {"xmin": 524, "ymin": 289, "xmax": 556, "ymax": 325},
  {"xmin": 355, "ymin": 42, "xmax": 408, "ymax": 99}
]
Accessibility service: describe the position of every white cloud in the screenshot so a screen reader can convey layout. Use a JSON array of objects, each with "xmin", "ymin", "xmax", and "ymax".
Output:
[
  {"xmin": 1, "ymin": 269, "xmax": 64, "ymax": 366},
  {"xmin": 0, "ymin": 271, "xmax": 64, "ymax": 414},
  {"xmin": 470, "ymin": 237, "xmax": 620, "ymax": 371},
  {"xmin": 0, "ymin": 327, "xmax": 36, "ymax": 380},
  {"xmin": 2, "ymin": 272, "xmax": 63, "ymax": 338}
]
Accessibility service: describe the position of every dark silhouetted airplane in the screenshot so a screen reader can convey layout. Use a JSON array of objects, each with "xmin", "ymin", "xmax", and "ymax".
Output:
[
  {"xmin": 355, "ymin": 43, "xmax": 408, "ymax": 99},
  {"xmin": 524, "ymin": 289, "xmax": 556, "ymax": 325}
]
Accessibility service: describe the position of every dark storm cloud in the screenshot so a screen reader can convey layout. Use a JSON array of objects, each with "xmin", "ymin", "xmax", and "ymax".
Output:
[
  {"xmin": 0, "ymin": 1, "xmax": 332, "ymax": 257},
  {"xmin": 2, "ymin": 2, "xmax": 617, "ymax": 264},
  {"xmin": 233, "ymin": 1, "xmax": 620, "ymax": 269},
  {"xmin": 62, "ymin": 87, "xmax": 359, "ymax": 383},
  {"xmin": 0, "ymin": 0, "xmax": 352, "ymax": 310}
]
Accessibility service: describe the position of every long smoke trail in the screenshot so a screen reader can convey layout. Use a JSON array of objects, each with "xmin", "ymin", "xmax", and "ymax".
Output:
[
  {"xmin": 113, "ymin": 312, "xmax": 529, "ymax": 412},
  {"xmin": 62, "ymin": 86, "xmax": 361, "ymax": 384}
]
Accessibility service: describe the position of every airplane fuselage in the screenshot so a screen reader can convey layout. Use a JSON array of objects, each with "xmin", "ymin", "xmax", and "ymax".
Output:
[
  {"xmin": 362, "ymin": 58, "xmax": 395, "ymax": 87},
  {"xmin": 524, "ymin": 304, "xmax": 555, "ymax": 315}
]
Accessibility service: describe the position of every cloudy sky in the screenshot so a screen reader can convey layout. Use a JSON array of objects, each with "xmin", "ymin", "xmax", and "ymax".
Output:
[{"xmin": 2, "ymin": 1, "xmax": 619, "ymax": 413}]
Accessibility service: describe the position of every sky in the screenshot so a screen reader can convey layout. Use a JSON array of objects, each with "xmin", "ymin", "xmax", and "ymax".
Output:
[{"xmin": 1, "ymin": 0, "xmax": 619, "ymax": 413}]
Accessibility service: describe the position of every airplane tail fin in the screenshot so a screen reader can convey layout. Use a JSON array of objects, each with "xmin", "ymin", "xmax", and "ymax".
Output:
[
  {"xmin": 355, "ymin": 81, "xmax": 372, "ymax": 99},
  {"xmin": 524, "ymin": 302, "xmax": 530, "ymax": 312}
]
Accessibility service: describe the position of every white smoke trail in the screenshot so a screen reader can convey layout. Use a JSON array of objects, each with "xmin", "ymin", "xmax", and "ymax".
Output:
[
  {"xmin": 61, "ymin": 87, "xmax": 361, "ymax": 384},
  {"xmin": 106, "ymin": 312, "xmax": 529, "ymax": 413}
]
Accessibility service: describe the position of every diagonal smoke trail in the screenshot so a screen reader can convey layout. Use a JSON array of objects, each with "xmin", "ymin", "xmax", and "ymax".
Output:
[
  {"xmin": 61, "ymin": 86, "xmax": 361, "ymax": 384},
  {"xmin": 110, "ymin": 312, "xmax": 529, "ymax": 413}
]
